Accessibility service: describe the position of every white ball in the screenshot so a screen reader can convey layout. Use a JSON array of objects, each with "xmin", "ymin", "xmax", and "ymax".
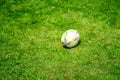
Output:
[{"xmin": 61, "ymin": 29, "xmax": 80, "ymax": 48}]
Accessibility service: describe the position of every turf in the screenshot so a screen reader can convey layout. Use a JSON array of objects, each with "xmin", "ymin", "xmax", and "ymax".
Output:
[{"xmin": 0, "ymin": 0, "xmax": 120, "ymax": 80}]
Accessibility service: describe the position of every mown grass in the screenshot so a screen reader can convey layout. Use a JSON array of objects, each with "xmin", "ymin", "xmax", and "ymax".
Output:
[{"xmin": 0, "ymin": 0, "xmax": 120, "ymax": 80}]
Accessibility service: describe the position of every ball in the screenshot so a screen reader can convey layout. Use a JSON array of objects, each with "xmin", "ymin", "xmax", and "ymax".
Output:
[{"xmin": 61, "ymin": 29, "xmax": 80, "ymax": 48}]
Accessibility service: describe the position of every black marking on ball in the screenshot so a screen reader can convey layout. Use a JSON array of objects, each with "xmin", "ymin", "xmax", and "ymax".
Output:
[
  {"xmin": 64, "ymin": 38, "xmax": 67, "ymax": 45},
  {"xmin": 76, "ymin": 31, "xmax": 78, "ymax": 34},
  {"xmin": 62, "ymin": 38, "xmax": 70, "ymax": 48}
]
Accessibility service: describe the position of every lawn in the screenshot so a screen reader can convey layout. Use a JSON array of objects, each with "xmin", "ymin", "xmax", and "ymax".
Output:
[{"xmin": 0, "ymin": 0, "xmax": 120, "ymax": 80}]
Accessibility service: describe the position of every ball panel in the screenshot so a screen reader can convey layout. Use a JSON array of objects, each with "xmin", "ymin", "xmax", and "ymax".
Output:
[
  {"xmin": 67, "ymin": 38, "xmax": 76, "ymax": 47},
  {"xmin": 67, "ymin": 38, "xmax": 79, "ymax": 47}
]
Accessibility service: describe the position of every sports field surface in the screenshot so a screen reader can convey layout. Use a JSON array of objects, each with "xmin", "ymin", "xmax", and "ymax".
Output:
[{"xmin": 0, "ymin": 0, "xmax": 120, "ymax": 80}]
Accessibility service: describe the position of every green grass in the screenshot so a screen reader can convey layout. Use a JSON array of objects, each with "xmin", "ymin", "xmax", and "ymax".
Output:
[{"xmin": 0, "ymin": 0, "xmax": 120, "ymax": 80}]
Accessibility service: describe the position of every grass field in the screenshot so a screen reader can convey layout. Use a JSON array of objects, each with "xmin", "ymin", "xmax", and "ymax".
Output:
[{"xmin": 0, "ymin": 0, "xmax": 120, "ymax": 80}]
